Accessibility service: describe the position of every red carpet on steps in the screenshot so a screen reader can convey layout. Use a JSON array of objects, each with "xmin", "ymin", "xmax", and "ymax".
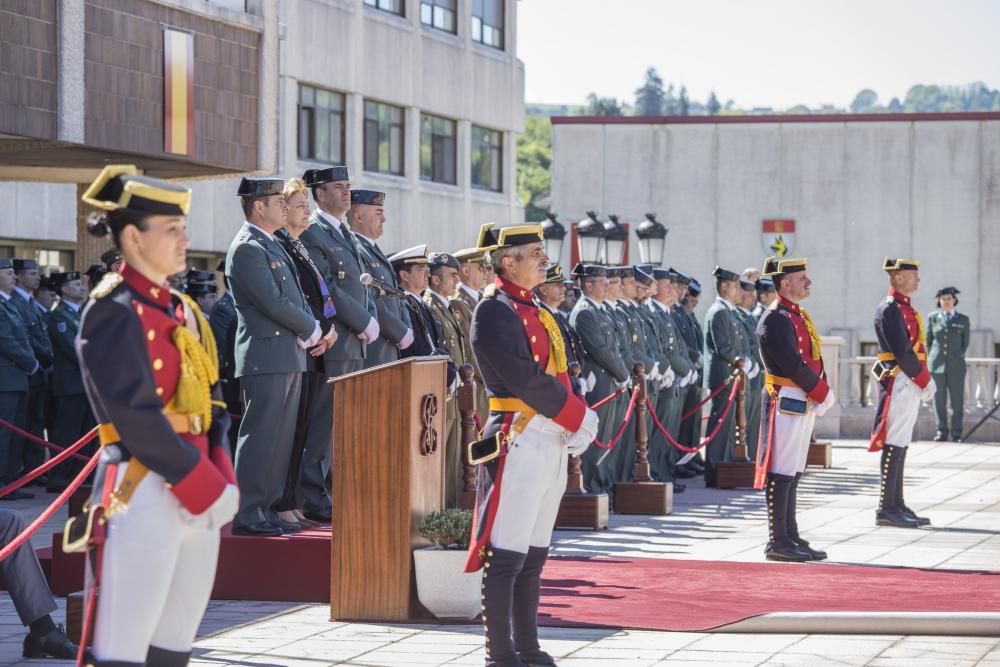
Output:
[{"xmin": 539, "ymin": 557, "xmax": 1000, "ymax": 632}]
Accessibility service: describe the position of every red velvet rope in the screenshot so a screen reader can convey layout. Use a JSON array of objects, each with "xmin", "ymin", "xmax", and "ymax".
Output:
[
  {"xmin": 0, "ymin": 427, "xmax": 98, "ymax": 499},
  {"xmin": 648, "ymin": 380, "xmax": 740, "ymax": 453},
  {"xmin": 0, "ymin": 418, "xmax": 92, "ymax": 462},
  {"xmin": 588, "ymin": 386, "xmax": 627, "ymax": 411},
  {"xmin": 680, "ymin": 380, "xmax": 731, "ymax": 421},
  {"xmin": 593, "ymin": 386, "xmax": 640, "ymax": 450},
  {"xmin": 0, "ymin": 450, "xmax": 100, "ymax": 563}
]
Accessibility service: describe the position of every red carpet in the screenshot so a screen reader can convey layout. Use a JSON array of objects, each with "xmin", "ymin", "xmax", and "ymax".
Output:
[{"xmin": 539, "ymin": 557, "xmax": 1000, "ymax": 632}]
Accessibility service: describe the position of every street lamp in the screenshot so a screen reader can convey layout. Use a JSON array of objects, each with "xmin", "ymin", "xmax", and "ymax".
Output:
[
  {"xmin": 574, "ymin": 211, "xmax": 607, "ymax": 264},
  {"xmin": 539, "ymin": 212, "xmax": 566, "ymax": 266},
  {"xmin": 636, "ymin": 213, "xmax": 668, "ymax": 266},
  {"xmin": 603, "ymin": 214, "xmax": 628, "ymax": 266}
]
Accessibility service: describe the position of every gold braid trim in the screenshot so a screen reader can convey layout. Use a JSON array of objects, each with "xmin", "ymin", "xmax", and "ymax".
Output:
[
  {"xmin": 537, "ymin": 307, "xmax": 568, "ymax": 374},
  {"xmin": 798, "ymin": 305, "xmax": 824, "ymax": 361},
  {"xmin": 914, "ymin": 309, "xmax": 926, "ymax": 346},
  {"xmin": 170, "ymin": 292, "xmax": 220, "ymax": 430}
]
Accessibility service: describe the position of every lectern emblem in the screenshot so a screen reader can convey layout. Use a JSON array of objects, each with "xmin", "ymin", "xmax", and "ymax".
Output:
[{"xmin": 419, "ymin": 394, "xmax": 439, "ymax": 456}]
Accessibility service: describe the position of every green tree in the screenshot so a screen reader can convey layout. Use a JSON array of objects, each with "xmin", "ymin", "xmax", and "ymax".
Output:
[
  {"xmin": 887, "ymin": 97, "xmax": 903, "ymax": 112},
  {"xmin": 634, "ymin": 67, "xmax": 665, "ymax": 116},
  {"xmin": 851, "ymin": 89, "xmax": 879, "ymax": 113},
  {"xmin": 663, "ymin": 83, "xmax": 677, "ymax": 115},
  {"xmin": 516, "ymin": 117, "xmax": 552, "ymax": 222},
  {"xmin": 586, "ymin": 93, "xmax": 623, "ymax": 116},
  {"xmin": 706, "ymin": 90, "xmax": 721, "ymax": 115},
  {"xmin": 678, "ymin": 85, "xmax": 690, "ymax": 115}
]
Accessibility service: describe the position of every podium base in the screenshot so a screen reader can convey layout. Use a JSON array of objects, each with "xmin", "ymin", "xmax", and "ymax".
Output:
[
  {"xmin": 716, "ymin": 460, "xmax": 756, "ymax": 489},
  {"xmin": 555, "ymin": 492, "xmax": 609, "ymax": 530},
  {"xmin": 807, "ymin": 441, "xmax": 833, "ymax": 468},
  {"xmin": 613, "ymin": 481, "xmax": 672, "ymax": 515}
]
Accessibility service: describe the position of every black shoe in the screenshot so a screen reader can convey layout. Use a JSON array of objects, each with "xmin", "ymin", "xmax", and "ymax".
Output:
[
  {"xmin": 303, "ymin": 507, "xmax": 332, "ymax": 523},
  {"xmin": 933, "ymin": 432, "xmax": 947, "ymax": 442},
  {"xmin": 672, "ymin": 482, "xmax": 686, "ymax": 493},
  {"xmin": 23, "ymin": 624, "xmax": 77, "ymax": 659},
  {"xmin": 899, "ymin": 506, "xmax": 931, "ymax": 526},
  {"xmin": 0, "ymin": 489, "xmax": 34, "ymax": 501},
  {"xmin": 764, "ymin": 540, "xmax": 812, "ymax": 562},
  {"xmin": 793, "ymin": 539, "xmax": 828, "ymax": 560},
  {"xmin": 876, "ymin": 509, "xmax": 922, "ymax": 528},
  {"xmin": 271, "ymin": 519, "xmax": 303, "ymax": 534},
  {"xmin": 674, "ymin": 466, "xmax": 697, "ymax": 479},
  {"xmin": 231, "ymin": 521, "xmax": 283, "ymax": 537},
  {"xmin": 517, "ymin": 649, "xmax": 556, "ymax": 666}
]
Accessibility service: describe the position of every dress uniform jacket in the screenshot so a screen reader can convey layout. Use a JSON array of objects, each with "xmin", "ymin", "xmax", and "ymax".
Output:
[
  {"xmin": 0, "ymin": 296, "xmax": 36, "ymax": 483},
  {"xmin": 926, "ymin": 309, "xmax": 970, "ymax": 437},
  {"xmin": 870, "ymin": 290, "xmax": 931, "ymax": 451},
  {"xmin": 647, "ymin": 301, "xmax": 694, "ymax": 481},
  {"xmin": 209, "ymin": 291, "xmax": 238, "ymax": 411},
  {"xmin": 450, "ymin": 286, "xmax": 489, "ymax": 420},
  {"xmin": 401, "ymin": 293, "xmax": 458, "ymax": 386},
  {"xmin": 737, "ymin": 308, "xmax": 763, "ymax": 457},
  {"xmin": 425, "ymin": 289, "xmax": 466, "ymax": 507},
  {"xmin": 298, "ymin": 211, "xmax": 377, "ymax": 371},
  {"xmin": 702, "ymin": 297, "xmax": 744, "ymax": 485},
  {"xmin": 354, "ymin": 235, "xmax": 411, "ymax": 368},
  {"xmin": 46, "ymin": 300, "xmax": 95, "ymax": 488},
  {"xmin": 674, "ymin": 304, "xmax": 705, "ymax": 449},
  {"xmin": 9, "ymin": 290, "xmax": 51, "ymax": 472}
]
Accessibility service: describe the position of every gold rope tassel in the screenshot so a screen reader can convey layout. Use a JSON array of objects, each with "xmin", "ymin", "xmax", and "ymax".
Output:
[
  {"xmin": 537, "ymin": 307, "xmax": 568, "ymax": 373},
  {"xmin": 171, "ymin": 293, "xmax": 220, "ymax": 430},
  {"xmin": 799, "ymin": 306, "xmax": 824, "ymax": 361}
]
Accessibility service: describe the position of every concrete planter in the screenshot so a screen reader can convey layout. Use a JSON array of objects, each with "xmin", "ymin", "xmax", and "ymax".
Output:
[{"xmin": 413, "ymin": 546, "xmax": 483, "ymax": 619}]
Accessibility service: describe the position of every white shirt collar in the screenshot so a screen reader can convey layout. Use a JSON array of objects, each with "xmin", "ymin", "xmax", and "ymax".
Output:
[
  {"xmin": 582, "ymin": 295, "xmax": 602, "ymax": 309},
  {"xmin": 244, "ymin": 220, "xmax": 274, "ymax": 241},
  {"xmin": 0, "ymin": 291, "xmax": 10, "ymax": 301},
  {"xmin": 651, "ymin": 299, "xmax": 671, "ymax": 312},
  {"xmin": 14, "ymin": 286, "xmax": 32, "ymax": 302},
  {"xmin": 427, "ymin": 289, "xmax": 450, "ymax": 309},
  {"xmin": 459, "ymin": 282, "xmax": 480, "ymax": 303},
  {"xmin": 354, "ymin": 231, "xmax": 376, "ymax": 246},
  {"xmin": 63, "ymin": 299, "xmax": 81, "ymax": 312},
  {"xmin": 318, "ymin": 210, "xmax": 349, "ymax": 234},
  {"xmin": 717, "ymin": 296, "xmax": 735, "ymax": 310}
]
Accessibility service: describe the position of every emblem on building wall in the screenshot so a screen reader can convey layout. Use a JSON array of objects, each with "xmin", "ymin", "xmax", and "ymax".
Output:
[{"xmin": 762, "ymin": 219, "xmax": 796, "ymax": 257}]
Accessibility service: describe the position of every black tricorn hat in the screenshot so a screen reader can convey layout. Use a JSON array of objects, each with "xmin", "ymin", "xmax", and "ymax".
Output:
[
  {"xmin": 84, "ymin": 265, "xmax": 107, "ymax": 285},
  {"xmin": 351, "ymin": 189, "xmax": 386, "ymax": 206},
  {"xmin": 303, "ymin": 166, "xmax": 349, "ymax": 187},
  {"xmin": 882, "ymin": 257, "xmax": 919, "ymax": 272},
  {"xmin": 688, "ymin": 278, "xmax": 703, "ymax": 296},
  {"xmin": 12, "ymin": 258, "xmax": 38, "ymax": 272},
  {"xmin": 712, "ymin": 266, "xmax": 741, "ymax": 282},
  {"xmin": 572, "ymin": 263, "xmax": 608, "ymax": 279},
  {"xmin": 762, "ymin": 256, "xmax": 807, "ymax": 277},
  {"xmin": 237, "ymin": 177, "xmax": 283, "ymax": 198},
  {"xmin": 755, "ymin": 277, "xmax": 776, "ymax": 293},
  {"xmin": 100, "ymin": 248, "xmax": 122, "ymax": 268},
  {"xmin": 543, "ymin": 265, "xmax": 566, "ymax": 284},
  {"xmin": 82, "ymin": 165, "xmax": 191, "ymax": 216},
  {"xmin": 49, "ymin": 271, "xmax": 81, "ymax": 289}
]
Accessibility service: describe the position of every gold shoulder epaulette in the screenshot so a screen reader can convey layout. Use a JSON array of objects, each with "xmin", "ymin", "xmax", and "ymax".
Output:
[
  {"xmin": 886, "ymin": 295, "xmax": 895, "ymax": 304},
  {"xmin": 91, "ymin": 272, "xmax": 123, "ymax": 299},
  {"xmin": 483, "ymin": 284, "xmax": 498, "ymax": 298}
]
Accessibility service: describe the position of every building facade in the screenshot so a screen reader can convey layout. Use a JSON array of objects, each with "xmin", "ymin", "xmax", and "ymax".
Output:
[
  {"xmin": 550, "ymin": 113, "xmax": 1000, "ymax": 358},
  {"xmin": 0, "ymin": 0, "xmax": 525, "ymax": 270}
]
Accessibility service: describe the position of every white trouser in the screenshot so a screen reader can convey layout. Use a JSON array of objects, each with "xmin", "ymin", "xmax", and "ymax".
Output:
[
  {"xmin": 885, "ymin": 373, "xmax": 920, "ymax": 447},
  {"xmin": 770, "ymin": 386, "xmax": 816, "ymax": 476},
  {"xmin": 490, "ymin": 415, "xmax": 569, "ymax": 554},
  {"xmin": 93, "ymin": 464, "xmax": 221, "ymax": 662}
]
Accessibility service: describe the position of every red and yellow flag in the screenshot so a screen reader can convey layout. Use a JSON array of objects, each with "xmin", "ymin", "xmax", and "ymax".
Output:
[{"xmin": 164, "ymin": 28, "xmax": 194, "ymax": 155}]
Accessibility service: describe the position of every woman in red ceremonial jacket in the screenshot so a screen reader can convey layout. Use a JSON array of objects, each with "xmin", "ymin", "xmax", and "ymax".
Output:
[{"xmin": 77, "ymin": 165, "xmax": 238, "ymax": 667}]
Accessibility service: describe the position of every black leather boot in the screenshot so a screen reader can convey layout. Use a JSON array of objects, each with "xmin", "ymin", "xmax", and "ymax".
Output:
[
  {"xmin": 482, "ymin": 546, "xmax": 528, "ymax": 667},
  {"xmin": 147, "ymin": 646, "xmax": 193, "ymax": 667},
  {"xmin": 764, "ymin": 474, "xmax": 811, "ymax": 562},
  {"xmin": 789, "ymin": 474, "xmax": 827, "ymax": 560},
  {"xmin": 896, "ymin": 447, "xmax": 930, "ymax": 526},
  {"xmin": 513, "ymin": 546, "xmax": 556, "ymax": 666},
  {"xmin": 876, "ymin": 445, "xmax": 920, "ymax": 528}
]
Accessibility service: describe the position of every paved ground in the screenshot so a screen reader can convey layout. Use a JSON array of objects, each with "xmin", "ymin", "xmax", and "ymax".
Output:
[{"xmin": 1, "ymin": 438, "xmax": 998, "ymax": 666}]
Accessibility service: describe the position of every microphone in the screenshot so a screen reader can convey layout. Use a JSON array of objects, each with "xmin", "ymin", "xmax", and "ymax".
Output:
[{"xmin": 360, "ymin": 272, "xmax": 406, "ymax": 297}]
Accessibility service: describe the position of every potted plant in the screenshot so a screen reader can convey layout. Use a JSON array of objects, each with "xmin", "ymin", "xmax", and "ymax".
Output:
[{"xmin": 413, "ymin": 508, "xmax": 482, "ymax": 619}]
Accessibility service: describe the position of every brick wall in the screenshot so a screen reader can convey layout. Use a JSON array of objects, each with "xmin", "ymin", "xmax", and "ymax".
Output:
[
  {"xmin": 84, "ymin": 0, "xmax": 260, "ymax": 171},
  {"xmin": 0, "ymin": 0, "xmax": 58, "ymax": 139}
]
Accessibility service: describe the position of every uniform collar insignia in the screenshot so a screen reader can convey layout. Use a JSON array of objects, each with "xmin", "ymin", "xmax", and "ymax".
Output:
[
  {"xmin": 122, "ymin": 264, "xmax": 171, "ymax": 308},
  {"xmin": 888, "ymin": 289, "xmax": 910, "ymax": 306},
  {"xmin": 495, "ymin": 276, "xmax": 535, "ymax": 306},
  {"xmin": 776, "ymin": 294, "xmax": 800, "ymax": 314}
]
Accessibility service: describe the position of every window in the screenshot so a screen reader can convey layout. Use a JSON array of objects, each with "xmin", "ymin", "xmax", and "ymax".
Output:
[
  {"xmin": 471, "ymin": 125, "xmax": 502, "ymax": 192},
  {"xmin": 420, "ymin": 114, "xmax": 457, "ymax": 184},
  {"xmin": 34, "ymin": 248, "xmax": 74, "ymax": 272},
  {"xmin": 297, "ymin": 84, "xmax": 346, "ymax": 164},
  {"xmin": 421, "ymin": 0, "xmax": 456, "ymax": 33},
  {"xmin": 364, "ymin": 100, "xmax": 405, "ymax": 175},
  {"xmin": 364, "ymin": 0, "xmax": 404, "ymax": 16},
  {"xmin": 472, "ymin": 0, "xmax": 504, "ymax": 49}
]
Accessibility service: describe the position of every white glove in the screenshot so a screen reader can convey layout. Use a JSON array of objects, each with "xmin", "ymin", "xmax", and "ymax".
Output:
[
  {"xmin": 648, "ymin": 361, "xmax": 660, "ymax": 382},
  {"xmin": 691, "ymin": 370, "xmax": 700, "ymax": 386},
  {"xmin": 576, "ymin": 377, "xmax": 588, "ymax": 396},
  {"xmin": 398, "ymin": 328, "xmax": 415, "ymax": 350},
  {"xmin": 185, "ymin": 484, "xmax": 239, "ymax": 530},
  {"xmin": 615, "ymin": 378, "xmax": 631, "ymax": 391},
  {"xmin": 298, "ymin": 322, "xmax": 322, "ymax": 349},
  {"xmin": 566, "ymin": 408, "xmax": 599, "ymax": 456},
  {"xmin": 746, "ymin": 359, "xmax": 760, "ymax": 380},
  {"xmin": 586, "ymin": 371, "xmax": 597, "ymax": 393},
  {"xmin": 660, "ymin": 367, "xmax": 675, "ymax": 389},
  {"xmin": 357, "ymin": 316, "xmax": 380, "ymax": 343},
  {"xmin": 919, "ymin": 378, "xmax": 937, "ymax": 403},
  {"xmin": 812, "ymin": 390, "xmax": 837, "ymax": 417}
]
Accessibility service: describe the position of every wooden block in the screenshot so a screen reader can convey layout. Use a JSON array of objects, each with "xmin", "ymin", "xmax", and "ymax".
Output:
[
  {"xmin": 807, "ymin": 441, "xmax": 833, "ymax": 468},
  {"xmin": 613, "ymin": 481, "xmax": 672, "ymax": 515},
  {"xmin": 716, "ymin": 461, "xmax": 756, "ymax": 489},
  {"xmin": 555, "ymin": 493, "xmax": 609, "ymax": 530}
]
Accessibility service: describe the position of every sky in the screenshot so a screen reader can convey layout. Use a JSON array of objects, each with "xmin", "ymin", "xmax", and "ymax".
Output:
[{"xmin": 517, "ymin": 0, "xmax": 1000, "ymax": 110}]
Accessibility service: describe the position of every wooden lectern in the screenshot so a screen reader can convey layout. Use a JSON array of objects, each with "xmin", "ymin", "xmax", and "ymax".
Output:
[{"xmin": 329, "ymin": 356, "xmax": 448, "ymax": 621}]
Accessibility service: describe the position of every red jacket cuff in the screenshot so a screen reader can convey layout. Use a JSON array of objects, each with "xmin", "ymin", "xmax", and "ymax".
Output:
[
  {"xmin": 553, "ymin": 393, "xmax": 587, "ymax": 432},
  {"xmin": 806, "ymin": 380, "xmax": 830, "ymax": 404},
  {"xmin": 911, "ymin": 365, "xmax": 930, "ymax": 390},
  {"xmin": 210, "ymin": 445, "xmax": 237, "ymax": 486},
  {"xmin": 171, "ymin": 454, "xmax": 228, "ymax": 514}
]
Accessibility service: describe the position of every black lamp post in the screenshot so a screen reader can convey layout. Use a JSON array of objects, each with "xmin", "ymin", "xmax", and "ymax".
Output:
[
  {"xmin": 635, "ymin": 213, "xmax": 668, "ymax": 266},
  {"xmin": 603, "ymin": 214, "xmax": 628, "ymax": 266},
  {"xmin": 539, "ymin": 212, "xmax": 566, "ymax": 266},
  {"xmin": 574, "ymin": 211, "xmax": 607, "ymax": 264}
]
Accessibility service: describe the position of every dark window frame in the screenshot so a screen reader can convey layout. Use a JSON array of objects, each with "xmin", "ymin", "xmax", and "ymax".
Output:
[
  {"xmin": 471, "ymin": 125, "xmax": 503, "ymax": 192},
  {"xmin": 363, "ymin": 0, "xmax": 405, "ymax": 17},
  {"xmin": 420, "ymin": 113, "xmax": 458, "ymax": 185},
  {"xmin": 420, "ymin": 0, "xmax": 457, "ymax": 34},
  {"xmin": 297, "ymin": 84, "xmax": 346, "ymax": 165},
  {"xmin": 471, "ymin": 0, "xmax": 504, "ymax": 49},
  {"xmin": 364, "ymin": 100, "xmax": 406, "ymax": 176}
]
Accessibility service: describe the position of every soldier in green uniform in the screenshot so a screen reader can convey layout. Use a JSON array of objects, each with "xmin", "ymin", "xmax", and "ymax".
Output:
[
  {"xmin": 44, "ymin": 271, "xmax": 95, "ymax": 492},
  {"xmin": 926, "ymin": 286, "xmax": 970, "ymax": 441},
  {"xmin": 450, "ymin": 247, "xmax": 490, "ymax": 422},
  {"xmin": 0, "ymin": 258, "xmax": 38, "ymax": 497},
  {"xmin": 570, "ymin": 264, "xmax": 629, "ymax": 494},
  {"xmin": 209, "ymin": 259, "xmax": 239, "ymax": 453},
  {"xmin": 424, "ymin": 252, "xmax": 465, "ymax": 507},
  {"xmin": 603, "ymin": 268, "xmax": 638, "ymax": 485},
  {"xmin": 672, "ymin": 274, "xmax": 705, "ymax": 476},
  {"xmin": 737, "ymin": 278, "xmax": 763, "ymax": 458},
  {"xmin": 11, "ymin": 259, "xmax": 53, "ymax": 478},
  {"xmin": 703, "ymin": 266, "xmax": 755, "ymax": 487}
]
